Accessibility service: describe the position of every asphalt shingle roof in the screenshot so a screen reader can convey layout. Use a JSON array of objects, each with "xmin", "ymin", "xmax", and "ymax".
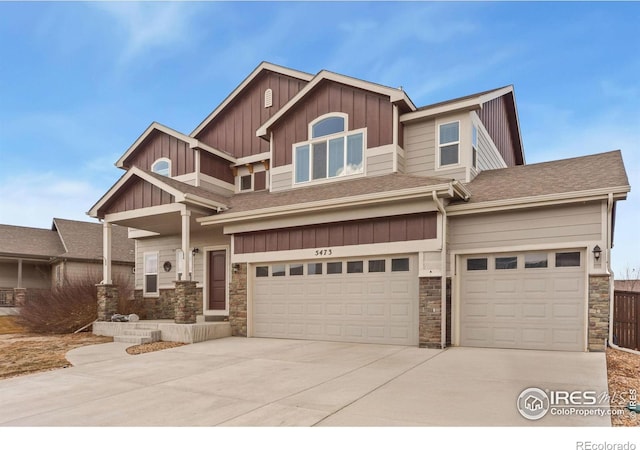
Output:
[{"xmin": 460, "ymin": 150, "xmax": 629, "ymax": 204}]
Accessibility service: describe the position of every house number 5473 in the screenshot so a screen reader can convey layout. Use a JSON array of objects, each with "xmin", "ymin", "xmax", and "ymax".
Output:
[{"xmin": 314, "ymin": 249, "xmax": 333, "ymax": 256}]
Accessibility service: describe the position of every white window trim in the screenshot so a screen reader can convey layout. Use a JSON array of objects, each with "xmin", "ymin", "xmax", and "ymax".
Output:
[
  {"xmin": 293, "ymin": 127, "xmax": 367, "ymax": 187},
  {"xmin": 143, "ymin": 251, "xmax": 159, "ymax": 297},
  {"xmin": 264, "ymin": 88, "xmax": 273, "ymax": 108},
  {"xmin": 308, "ymin": 112, "xmax": 349, "ymax": 139},
  {"xmin": 436, "ymin": 120, "xmax": 461, "ymax": 170},
  {"xmin": 151, "ymin": 157, "xmax": 172, "ymax": 177}
]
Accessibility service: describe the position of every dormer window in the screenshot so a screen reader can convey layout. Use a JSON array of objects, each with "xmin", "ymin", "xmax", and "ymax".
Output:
[
  {"xmin": 438, "ymin": 121, "xmax": 460, "ymax": 167},
  {"xmin": 294, "ymin": 114, "xmax": 364, "ymax": 185},
  {"xmin": 151, "ymin": 158, "xmax": 171, "ymax": 177}
]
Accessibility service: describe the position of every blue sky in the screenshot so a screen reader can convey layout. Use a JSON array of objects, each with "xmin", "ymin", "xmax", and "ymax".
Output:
[{"xmin": 0, "ymin": 1, "xmax": 638, "ymax": 277}]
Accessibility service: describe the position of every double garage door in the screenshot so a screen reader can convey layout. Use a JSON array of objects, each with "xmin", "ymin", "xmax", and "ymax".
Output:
[
  {"xmin": 252, "ymin": 255, "xmax": 418, "ymax": 346},
  {"xmin": 460, "ymin": 249, "xmax": 586, "ymax": 351}
]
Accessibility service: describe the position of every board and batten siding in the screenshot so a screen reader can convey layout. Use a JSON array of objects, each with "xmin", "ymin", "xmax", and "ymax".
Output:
[
  {"xmin": 477, "ymin": 94, "xmax": 521, "ymax": 166},
  {"xmin": 271, "ymin": 81, "xmax": 394, "ymax": 167},
  {"xmin": 135, "ymin": 233, "xmax": 230, "ymax": 291},
  {"xmin": 195, "ymin": 70, "xmax": 307, "ymax": 158},
  {"xmin": 124, "ymin": 130, "xmax": 195, "ymax": 175},
  {"xmin": 101, "ymin": 178, "xmax": 174, "ymax": 216},
  {"xmin": 200, "ymin": 151, "xmax": 234, "ymax": 184},
  {"xmin": 449, "ymin": 202, "xmax": 603, "ymax": 252},
  {"xmin": 235, "ymin": 212, "xmax": 437, "ymax": 254}
]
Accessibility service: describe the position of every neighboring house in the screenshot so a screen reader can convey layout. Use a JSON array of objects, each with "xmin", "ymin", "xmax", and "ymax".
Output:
[
  {"xmin": 0, "ymin": 218, "xmax": 134, "ymax": 305},
  {"xmin": 89, "ymin": 61, "xmax": 631, "ymax": 352}
]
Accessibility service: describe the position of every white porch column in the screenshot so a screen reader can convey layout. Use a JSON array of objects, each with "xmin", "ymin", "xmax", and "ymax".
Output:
[
  {"xmin": 17, "ymin": 259, "xmax": 23, "ymax": 289},
  {"xmin": 102, "ymin": 221, "xmax": 113, "ymax": 284},
  {"xmin": 181, "ymin": 209, "xmax": 191, "ymax": 280}
]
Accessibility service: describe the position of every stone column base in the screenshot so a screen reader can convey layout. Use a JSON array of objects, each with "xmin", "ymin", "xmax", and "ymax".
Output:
[
  {"xmin": 97, "ymin": 284, "xmax": 119, "ymax": 321},
  {"xmin": 13, "ymin": 288, "xmax": 26, "ymax": 307},
  {"xmin": 175, "ymin": 281, "xmax": 197, "ymax": 324},
  {"xmin": 229, "ymin": 263, "xmax": 247, "ymax": 336},
  {"xmin": 419, "ymin": 277, "xmax": 443, "ymax": 349}
]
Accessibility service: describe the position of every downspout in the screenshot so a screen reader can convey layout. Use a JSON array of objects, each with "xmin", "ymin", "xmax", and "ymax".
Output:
[
  {"xmin": 432, "ymin": 190, "xmax": 447, "ymax": 349},
  {"xmin": 606, "ymin": 193, "xmax": 640, "ymax": 355}
]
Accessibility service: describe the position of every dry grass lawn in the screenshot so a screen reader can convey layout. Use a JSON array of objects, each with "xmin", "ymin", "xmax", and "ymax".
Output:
[
  {"xmin": 0, "ymin": 316, "xmax": 183, "ymax": 380},
  {"xmin": 606, "ymin": 347, "xmax": 640, "ymax": 426}
]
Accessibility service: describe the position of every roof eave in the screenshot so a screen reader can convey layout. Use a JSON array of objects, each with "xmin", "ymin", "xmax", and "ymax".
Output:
[
  {"xmin": 198, "ymin": 183, "xmax": 461, "ymax": 227},
  {"xmin": 447, "ymin": 185, "xmax": 631, "ymax": 216}
]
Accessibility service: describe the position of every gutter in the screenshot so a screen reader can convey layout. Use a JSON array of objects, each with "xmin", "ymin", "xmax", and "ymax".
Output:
[
  {"xmin": 432, "ymin": 191, "xmax": 447, "ymax": 349},
  {"xmin": 606, "ymin": 192, "xmax": 640, "ymax": 355}
]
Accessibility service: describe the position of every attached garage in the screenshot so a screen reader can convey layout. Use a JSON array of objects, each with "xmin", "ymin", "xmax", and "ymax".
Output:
[
  {"xmin": 459, "ymin": 249, "xmax": 586, "ymax": 351},
  {"xmin": 251, "ymin": 255, "xmax": 418, "ymax": 345}
]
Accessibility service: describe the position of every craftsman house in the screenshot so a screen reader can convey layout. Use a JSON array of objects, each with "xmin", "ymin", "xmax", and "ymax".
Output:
[
  {"xmin": 0, "ymin": 218, "xmax": 134, "ymax": 306},
  {"xmin": 89, "ymin": 62, "xmax": 630, "ymax": 351}
]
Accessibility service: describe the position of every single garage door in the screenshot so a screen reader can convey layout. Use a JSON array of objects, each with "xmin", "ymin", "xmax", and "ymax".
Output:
[
  {"xmin": 252, "ymin": 255, "xmax": 418, "ymax": 345},
  {"xmin": 460, "ymin": 250, "xmax": 585, "ymax": 351}
]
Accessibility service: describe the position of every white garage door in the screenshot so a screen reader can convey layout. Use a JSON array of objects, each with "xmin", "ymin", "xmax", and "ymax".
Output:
[
  {"xmin": 460, "ymin": 250, "xmax": 586, "ymax": 351},
  {"xmin": 252, "ymin": 255, "xmax": 418, "ymax": 345}
]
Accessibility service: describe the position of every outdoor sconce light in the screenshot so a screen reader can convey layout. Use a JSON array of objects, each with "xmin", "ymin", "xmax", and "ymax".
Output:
[
  {"xmin": 192, "ymin": 248, "xmax": 199, "ymax": 256},
  {"xmin": 593, "ymin": 245, "xmax": 602, "ymax": 261},
  {"xmin": 232, "ymin": 263, "xmax": 240, "ymax": 273}
]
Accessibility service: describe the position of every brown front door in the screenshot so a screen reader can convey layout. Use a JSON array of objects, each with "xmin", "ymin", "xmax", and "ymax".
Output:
[{"xmin": 207, "ymin": 250, "xmax": 227, "ymax": 310}]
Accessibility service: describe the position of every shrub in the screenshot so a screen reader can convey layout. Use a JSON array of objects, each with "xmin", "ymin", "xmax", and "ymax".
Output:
[{"xmin": 18, "ymin": 271, "xmax": 140, "ymax": 334}]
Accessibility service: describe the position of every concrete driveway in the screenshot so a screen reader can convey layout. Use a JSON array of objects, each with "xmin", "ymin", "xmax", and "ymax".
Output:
[{"xmin": 0, "ymin": 337, "xmax": 610, "ymax": 426}]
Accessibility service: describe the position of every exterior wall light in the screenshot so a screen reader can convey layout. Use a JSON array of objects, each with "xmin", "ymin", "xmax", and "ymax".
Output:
[{"xmin": 592, "ymin": 245, "xmax": 602, "ymax": 261}]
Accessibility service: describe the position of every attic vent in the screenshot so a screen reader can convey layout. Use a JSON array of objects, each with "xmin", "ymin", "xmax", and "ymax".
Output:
[{"xmin": 264, "ymin": 88, "xmax": 273, "ymax": 108}]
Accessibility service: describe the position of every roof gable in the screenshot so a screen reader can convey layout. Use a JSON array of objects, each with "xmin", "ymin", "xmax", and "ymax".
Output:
[
  {"xmin": 0, "ymin": 224, "xmax": 65, "ymax": 259},
  {"xmin": 52, "ymin": 218, "xmax": 133, "ymax": 263},
  {"xmin": 256, "ymin": 70, "xmax": 417, "ymax": 139},
  {"xmin": 191, "ymin": 61, "xmax": 314, "ymax": 138},
  {"xmin": 88, "ymin": 167, "xmax": 230, "ymax": 219}
]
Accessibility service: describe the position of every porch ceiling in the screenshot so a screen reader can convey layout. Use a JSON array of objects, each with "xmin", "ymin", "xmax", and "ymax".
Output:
[{"xmin": 108, "ymin": 209, "xmax": 209, "ymax": 235}]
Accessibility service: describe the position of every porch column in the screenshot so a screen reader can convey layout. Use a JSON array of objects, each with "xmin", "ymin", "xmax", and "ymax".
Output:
[
  {"xmin": 181, "ymin": 209, "xmax": 191, "ymax": 280},
  {"xmin": 17, "ymin": 258, "xmax": 23, "ymax": 288},
  {"xmin": 102, "ymin": 221, "xmax": 113, "ymax": 284}
]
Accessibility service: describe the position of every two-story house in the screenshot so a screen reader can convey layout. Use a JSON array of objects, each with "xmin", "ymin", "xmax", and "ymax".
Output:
[{"xmin": 89, "ymin": 62, "xmax": 630, "ymax": 352}]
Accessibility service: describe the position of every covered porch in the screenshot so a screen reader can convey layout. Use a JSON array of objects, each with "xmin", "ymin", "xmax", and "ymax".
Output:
[{"xmin": 88, "ymin": 168, "xmax": 231, "ymax": 325}]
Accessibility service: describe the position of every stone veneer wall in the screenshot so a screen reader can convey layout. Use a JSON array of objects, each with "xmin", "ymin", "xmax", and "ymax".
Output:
[
  {"xmin": 175, "ymin": 280, "xmax": 198, "ymax": 324},
  {"xmin": 419, "ymin": 277, "xmax": 443, "ymax": 348},
  {"xmin": 133, "ymin": 288, "xmax": 203, "ymax": 320},
  {"xmin": 588, "ymin": 274, "xmax": 611, "ymax": 352},
  {"xmin": 229, "ymin": 263, "xmax": 248, "ymax": 336}
]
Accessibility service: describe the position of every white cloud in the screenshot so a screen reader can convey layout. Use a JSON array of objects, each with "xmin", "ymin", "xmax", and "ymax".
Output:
[
  {"xmin": 0, "ymin": 172, "xmax": 104, "ymax": 228},
  {"xmin": 93, "ymin": 2, "xmax": 201, "ymax": 66}
]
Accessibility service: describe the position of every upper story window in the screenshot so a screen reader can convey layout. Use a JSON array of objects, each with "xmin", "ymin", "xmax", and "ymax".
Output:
[
  {"xmin": 294, "ymin": 114, "xmax": 364, "ymax": 184},
  {"xmin": 151, "ymin": 158, "xmax": 171, "ymax": 177},
  {"xmin": 438, "ymin": 121, "xmax": 459, "ymax": 167}
]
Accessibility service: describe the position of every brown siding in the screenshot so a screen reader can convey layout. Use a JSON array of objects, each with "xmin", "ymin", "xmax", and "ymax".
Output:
[
  {"xmin": 477, "ymin": 94, "xmax": 522, "ymax": 167},
  {"xmin": 254, "ymin": 171, "xmax": 266, "ymax": 191},
  {"xmin": 124, "ymin": 131, "xmax": 194, "ymax": 175},
  {"xmin": 271, "ymin": 81, "xmax": 395, "ymax": 167},
  {"xmin": 100, "ymin": 178, "xmax": 174, "ymax": 215},
  {"xmin": 234, "ymin": 212, "xmax": 436, "ymax": 254},
  {"xmin": 200, "ymin": 151, "xmax": 234, "ymax": 184},
  {"xmin": 195, "ymin": 70, "xmax": 307, "ymax": 158}
]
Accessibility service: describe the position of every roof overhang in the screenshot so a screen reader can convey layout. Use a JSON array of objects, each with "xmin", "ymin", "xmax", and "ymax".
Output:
[
  {"xmin": 191, "ymin": 61, "xmax": 314, "ymax": 138},
  {"xmin": 198, "ymin": 181, "xmax": 469, "ymax": 228},
  {"xmin": 87, "ymin": 167, "xmax": 229, "ymax": 220},
  {"xmin": 256, "ymin": 70, "xmax": 417, "ymax": 139},
  {"xmin": 446, "ymin": 185, "xmax": 630, "ymax": 216},
  {"xmin": 116, "ymin": 122, "xmax": 236, "ymax": 169},
  {"xmin": 400, "ymin": 86, "xmax": 514, "ymax": 124}
]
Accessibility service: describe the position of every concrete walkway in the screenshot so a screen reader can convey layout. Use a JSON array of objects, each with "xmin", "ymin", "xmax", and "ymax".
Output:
[{"xmin": 0, "ymin": 338, "xmax": 611, "ymax": 426}]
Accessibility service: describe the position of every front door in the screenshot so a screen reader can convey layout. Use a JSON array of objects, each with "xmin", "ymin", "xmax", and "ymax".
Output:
[{"xmin": 207, "ymin": 250, "xmax": 227, "ymax": 311}]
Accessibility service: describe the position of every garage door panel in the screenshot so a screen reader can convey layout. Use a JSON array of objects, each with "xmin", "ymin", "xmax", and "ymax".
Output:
[
  {"xmin": 253, "ymin": 255, "xmax": 417, "ymax": 345},
  {"xmin": 461, "ymin": 250, "xmax": 585, "ymax": 351}
]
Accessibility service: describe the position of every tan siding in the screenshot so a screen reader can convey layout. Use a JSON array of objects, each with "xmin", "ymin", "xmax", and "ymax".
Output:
[
  {"xmin": 271, "ymin": 81, "xmax": 394, "ymax": 167},
  {"xmin": 366, "ymin": 152, "xmax": 394, "ymax": 176},
  {"xmin": 474, "ymin": 115, "xmax": 506, "ymax": 171},
  {"xmin": 195, "ymin": 70, "xmax": 307, "ymax": 158},
  {"xmin": 449, "ymin": 202, "xmax": 603, "ymax": 251},
  {"xmin": 403, "ymin": 119, "xmax": 436, "ymax": 176},
  {"xmin": 135, "ymin": 233, "xmax": 230, "ymax": 291},
  {"xmin": 0, "ymin": 262, "xmax": 50, "ymax": 289},
  {"xmin": 397, "ymin": 151, "xmax": 405, "ymax": 173},
  {"xmin": 271, "ymin": 169, "xmax": 292, "ymax": 192}
]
